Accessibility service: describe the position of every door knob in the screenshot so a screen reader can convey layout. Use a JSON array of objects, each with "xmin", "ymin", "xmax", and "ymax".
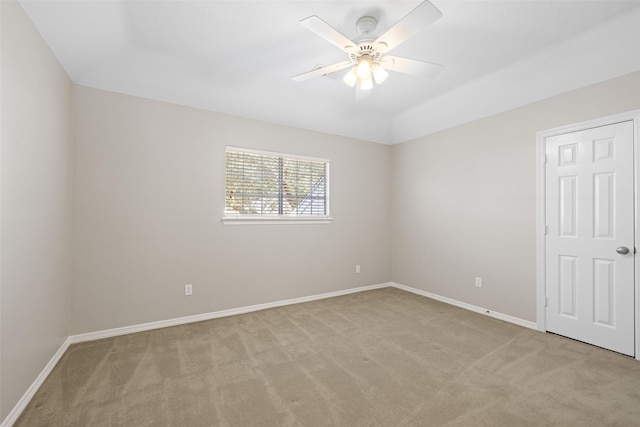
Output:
[{"xmin": 616, "ymin": 246, "xmax": 630, "ymax": 255}]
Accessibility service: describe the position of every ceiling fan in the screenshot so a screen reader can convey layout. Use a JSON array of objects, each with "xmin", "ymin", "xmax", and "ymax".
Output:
[{"xmin": 291, "ymin": 0, "xmax": 444, "ymax": 98}]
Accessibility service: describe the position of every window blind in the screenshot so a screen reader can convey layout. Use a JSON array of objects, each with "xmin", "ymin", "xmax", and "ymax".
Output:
[{"xmin": 225, "ymin": 146, "xmax": 329, "ymax": 218}]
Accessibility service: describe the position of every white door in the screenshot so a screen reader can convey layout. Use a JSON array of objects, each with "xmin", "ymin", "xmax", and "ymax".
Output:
[{"xmin": 545, "ymin": 120, "xmax": 635, "ymax": 356}]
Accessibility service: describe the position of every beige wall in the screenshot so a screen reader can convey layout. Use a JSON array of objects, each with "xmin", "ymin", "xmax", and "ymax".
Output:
[
  {"xmin": 0, "ymin": 0, "xmax": 72, "ymax": 419},
  {"xmin": 391, "ymin": 71, "xmax": 640, "ymax": 322},
  {"xmin": 71, "ymin": 85, "xmax": 391, "ymax": 334}
]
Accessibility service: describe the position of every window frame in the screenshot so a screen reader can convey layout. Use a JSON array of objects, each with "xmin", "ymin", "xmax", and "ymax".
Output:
[{"xmin": 222, "ymin": 146, "xmax": 332, "ymax": 225}]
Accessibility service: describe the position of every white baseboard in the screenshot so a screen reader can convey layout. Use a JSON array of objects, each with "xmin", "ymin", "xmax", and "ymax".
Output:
[
  {"xmin": 69, "ymin": 282, "xmax": 392, "ymax": 344},
  {"xmin": 390, "ymin": 282, "xmax": 538, "ymax": 330},
  {"xmin": 1, "ymin": 337, "xmax": 71, "ymax": 427},
  {"xmin": 69, "ymin": 281, "xmax": 536, "ymax": 345},
  {"xmin": 2, "ymin": 281, "xmax": 535, "ymax": 426},
  {"xmin": 1, "ymin": 283, "xmax": 391, "ymax": 426}
]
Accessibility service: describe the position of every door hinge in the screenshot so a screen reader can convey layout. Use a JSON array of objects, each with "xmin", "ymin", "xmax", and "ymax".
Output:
[
  {"xmin": 544, "ymin": 225, "xmax": 549, "ymax": 235},
  {"xmin": 544, "ymin": 297, "xmax": 548, "ymax": 307},
  {"xmin": 543, "ymin": 154, "xmax": 548, "ymax": 164}
]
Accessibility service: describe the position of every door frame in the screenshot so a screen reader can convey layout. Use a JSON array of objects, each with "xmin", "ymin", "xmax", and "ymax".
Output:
[{"xmin": 536, "ymin": 110, "xmax": 640, "ymax": 360}]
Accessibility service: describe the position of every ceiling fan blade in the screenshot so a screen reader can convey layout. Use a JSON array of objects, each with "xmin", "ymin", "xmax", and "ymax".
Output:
[
  {"xmin": 291, "ymin": 61, "xmax": 354, "ymax": 82},
  {"xmin": 380, "ymin": 56, "xmax": 443, "ymax": 78},
  {"xmin": 374, "ymin": 1, "xmax": 442, "ymax": 53},
  {"xmin": 300, "ymin": 16, "xmax": 357, "ymax": 53}
]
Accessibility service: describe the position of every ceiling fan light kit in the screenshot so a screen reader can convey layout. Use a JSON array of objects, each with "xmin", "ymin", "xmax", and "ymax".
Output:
[
  {"xmin": 359, "ymin": 74, "xmax": 374, "ymax": 91},
  {"xmin": 343, "ymin": 67, "xmax": 358, "ymax": 87},
  {"xmin": 292, "ymin": 0, "xmax": 444, "ymax": 97},
  {"xmin": 372, "ymin": 63, "xmax": 389, "ymax": 84},
  {"xmin": 343, "ymin": 55, "xmax": 389, "ymax": 90},
  {"xmin": 356, "ymin": 54, "xmax": 373, "ymax": 79}
]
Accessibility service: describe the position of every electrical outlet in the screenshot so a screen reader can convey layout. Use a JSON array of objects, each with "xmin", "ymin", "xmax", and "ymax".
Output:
[
  {"xmin": 185, "ymin": 284, "xmax": 193, "ymax": 296},
  {"xmin": 475, "ymin": 277, "xmax": 482, "ymax": 288},
  {"xmin": 356, "ymin": 265, "xmax": 361, "ymax": 274}
]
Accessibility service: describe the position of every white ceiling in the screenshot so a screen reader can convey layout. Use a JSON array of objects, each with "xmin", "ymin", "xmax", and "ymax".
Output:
[{"xmin": 18, "ymin": 0, "xmax": 640, "ymax": 144}]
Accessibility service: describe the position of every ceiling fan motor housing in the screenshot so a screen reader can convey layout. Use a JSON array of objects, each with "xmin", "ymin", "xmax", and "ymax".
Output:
[{"xmin": 348, "ymin": 42, "xmax": 382, "ymax": 63}]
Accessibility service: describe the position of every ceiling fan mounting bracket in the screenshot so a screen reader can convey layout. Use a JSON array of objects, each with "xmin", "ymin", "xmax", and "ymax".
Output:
[{"xmin": 355, "ymin": 16, "xmax": 377, "ymax": 36}]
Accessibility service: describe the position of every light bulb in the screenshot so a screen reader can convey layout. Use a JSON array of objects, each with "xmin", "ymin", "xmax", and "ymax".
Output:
[
  {"xmin": 359, "ymin": 74, "xmax": 373, "ymax": 91},
  {"xmin": 356, "ymin": 55, "xmax": 373, "ymax": 79},
  {"xmin": 343, "ymin": 67, "xmax": 358, "ymax": 87},
  {"xmin": 372, "ymin": 63, "xmax": 388, "ymax": 84}
]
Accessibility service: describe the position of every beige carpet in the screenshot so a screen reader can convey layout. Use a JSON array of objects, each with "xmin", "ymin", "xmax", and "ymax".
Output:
[{"xmin": 15, "ymin": 287, "xmax": 640, "ymax": 426}]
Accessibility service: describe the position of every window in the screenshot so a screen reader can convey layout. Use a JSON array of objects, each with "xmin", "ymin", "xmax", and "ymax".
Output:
[{"xmin": 223, "ymin": 146, "xmax": 331, "ymax": 224}]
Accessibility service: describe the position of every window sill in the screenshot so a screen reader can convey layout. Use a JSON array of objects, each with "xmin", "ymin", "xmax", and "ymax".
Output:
[{"xmin": 222, "ymin": 216, "xmax": 333, "ymax": 226}]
